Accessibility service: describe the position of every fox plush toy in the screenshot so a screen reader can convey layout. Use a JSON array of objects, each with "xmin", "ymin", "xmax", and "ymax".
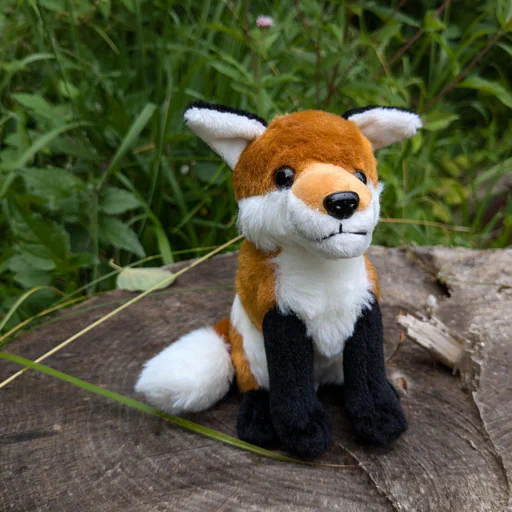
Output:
[{"xmin": 136, "ymin": 102, "xmax": 422, "ymax": 458}]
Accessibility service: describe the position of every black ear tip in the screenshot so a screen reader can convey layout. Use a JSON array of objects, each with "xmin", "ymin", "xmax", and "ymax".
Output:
[
  {"xmin": 183, "ymin": 101, "xmax": 267, "ymax": 126},
  {"xmin": 342, "ymin": 105, "xmax": 380, "ymax": 120},
  {"xmin": 184, "ymin": 100, "xmax": 217, "ymax": 113}
]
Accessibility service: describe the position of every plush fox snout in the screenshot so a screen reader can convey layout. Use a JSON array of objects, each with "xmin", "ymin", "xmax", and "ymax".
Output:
[{"xmin": 291, "ymin": 163, "xmax": 372, "ymax": 220}]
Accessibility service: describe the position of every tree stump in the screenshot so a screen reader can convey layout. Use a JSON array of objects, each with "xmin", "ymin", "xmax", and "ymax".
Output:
[{"xmin": 1, "ymin": 246, "xmax": 511, "ymax": 511}]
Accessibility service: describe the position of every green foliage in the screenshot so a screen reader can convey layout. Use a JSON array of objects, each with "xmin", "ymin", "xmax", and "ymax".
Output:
[{"xmin": 0, "ymin": 0, "xmax": 511, "ymax": 327}]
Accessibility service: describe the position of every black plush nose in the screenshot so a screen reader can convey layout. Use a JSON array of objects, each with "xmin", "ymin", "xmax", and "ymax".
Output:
[{"xmin": 323, "ymin": 192, "xmax": 359, "ymax": 220}]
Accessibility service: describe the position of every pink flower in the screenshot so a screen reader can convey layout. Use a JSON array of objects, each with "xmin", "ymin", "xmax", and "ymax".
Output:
[{"xmin": 256, "ymin": 15, "xmax": 274, "ymax": 28}]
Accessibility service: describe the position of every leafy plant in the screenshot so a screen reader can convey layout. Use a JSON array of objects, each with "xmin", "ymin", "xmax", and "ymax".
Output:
[{"xmin": 0, "ymin": 0, "xmax": 511, "ymax": 330}]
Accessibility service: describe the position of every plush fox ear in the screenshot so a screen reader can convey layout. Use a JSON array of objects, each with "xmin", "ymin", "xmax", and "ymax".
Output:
[
  {"xmin": 184, "ymin": 101, "xmax": 267, "ymax": 169},
  {"xmin": 343, "ymin": 106, "xmax": 422, "ymax": 150}
]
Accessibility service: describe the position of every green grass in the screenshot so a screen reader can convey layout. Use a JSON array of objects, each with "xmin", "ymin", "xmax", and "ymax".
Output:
[{"xmin": 0, "ymin": 0, "xmax": 511, "ymax": 330}]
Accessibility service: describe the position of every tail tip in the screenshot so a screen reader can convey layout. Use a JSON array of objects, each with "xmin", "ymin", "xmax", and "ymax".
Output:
[{"xmin": 135, "ymin": 326, "xmax": 234, "ymax": 414}]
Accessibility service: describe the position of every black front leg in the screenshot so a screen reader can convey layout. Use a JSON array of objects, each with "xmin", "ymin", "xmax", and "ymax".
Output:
[
  {"xmin": 343, "ymin": 293, "xmax": 407, "ymax": 447},
  {"xmin": 237, "ymin": 389, "xmax": 278, "ymax": 447},
  {"xmin": 262, "ymin": 307, "xmax": 332, "ymax": 459}
]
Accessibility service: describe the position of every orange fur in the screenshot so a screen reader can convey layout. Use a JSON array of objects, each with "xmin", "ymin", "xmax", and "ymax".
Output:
[
  {"xmin": 215, "ymin": 315, "xmax": 260, "ymax": 391},
  {"xmin": 235, "ymin": 240, "xmax": 278, "ymax": 331},
  {"xmin": 234, "ymin": 110, "xmax": 377, "ymax": 200},
  {"xmin": 229, "ymin": 240, "xmax": 279, "ymax": 392},
  {"xmin": 213, "ymin": 317, "xmax": 230, "ymax": 341},
  {"xmin": 229, "ymin": 325, "xmax": 259, "ymax": 392},
  {"xmin": 364, "ymin": 254, "xmax": 380, "ymax": 300}
]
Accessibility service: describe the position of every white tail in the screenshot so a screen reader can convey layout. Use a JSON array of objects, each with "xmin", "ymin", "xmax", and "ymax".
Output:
[{"xmin": 135, "ymin": 327, "xmax": 234, "ymax": 414}]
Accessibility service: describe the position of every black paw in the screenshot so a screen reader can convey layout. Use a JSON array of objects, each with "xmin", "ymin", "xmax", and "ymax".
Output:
[
  {"xmin": 237, "ymin": 389, "xmax": 278, "ymax": 447},
  {"xmin": 348, "ymin": 381, "xmax": 408, "ymax": 447},
  {"xmin": 272, "ymin": 404, "xmax": 332, "ymax": 459}
]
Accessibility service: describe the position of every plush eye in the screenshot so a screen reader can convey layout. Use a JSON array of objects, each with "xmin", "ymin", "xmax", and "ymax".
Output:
[
  {"xmin": 275, "ymin": 167, "xmax": 295, "ymax": 189},
  {"xmin": 354, "ymin": 170, "xmax": 367, "ymax": 185}
]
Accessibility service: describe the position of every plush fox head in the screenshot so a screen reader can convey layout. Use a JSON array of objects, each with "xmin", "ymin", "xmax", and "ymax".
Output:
[{"xmin": 185, "ymin": 102, "xmax": 421, "ymax": 259}]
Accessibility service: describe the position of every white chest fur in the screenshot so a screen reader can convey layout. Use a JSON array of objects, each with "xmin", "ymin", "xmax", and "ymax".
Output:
[{"xmin": 273, "ymin": 248, "xmax": 373, "ymax": 359}]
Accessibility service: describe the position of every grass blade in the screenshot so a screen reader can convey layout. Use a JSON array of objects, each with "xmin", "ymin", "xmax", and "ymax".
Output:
[
  {"xmin": 3, "ymin": 286, "xmax": 234, "ymax": 346},
  {"xmin": 0, "ymin": 352, "xmax": 299, "ymax": 463},
  {"xmin": 0, "ymin": 296, "xmax": 88, "ymax": 349},
  {"xmin": 97, "ymin": 103, "xmax": 157, "ymax": 190},
  {"xmin": 153, "ymin": 225, "xmax": 174, "ymax": 264},
  {"xmin": 0, "ymin": 286, "xmax": 64, "ymax": 333},
  {"xmin": 380, "ymin": 217, "xmax": 471, "ymax": 232},
  {"xmin": 0, "ymin": 352, "xmax": 351, "ymax": 468}
]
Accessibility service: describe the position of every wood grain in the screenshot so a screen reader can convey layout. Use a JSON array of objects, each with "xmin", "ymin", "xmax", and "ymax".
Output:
[{"xmin": 1, "ymin": 247, "xmax": 511, "ymax": 511}]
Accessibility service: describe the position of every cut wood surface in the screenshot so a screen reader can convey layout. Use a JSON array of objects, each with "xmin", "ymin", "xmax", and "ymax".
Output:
[
  {"xmin": 1, "ymin": 246, "xmax": 511, "ymax": 511},
  {"xmin": 396, "ymin": 314, "xmax": 465, "ymax": 370}
]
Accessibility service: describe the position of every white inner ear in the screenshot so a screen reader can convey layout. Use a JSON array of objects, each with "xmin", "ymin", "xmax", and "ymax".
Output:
[
  {"xmin": 184, "ymin": 107, "xmax": 267, "ymax": 169},
  {"xmin": 347, "ymin": 108, "xmax": 422, "ymax": 150}
]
